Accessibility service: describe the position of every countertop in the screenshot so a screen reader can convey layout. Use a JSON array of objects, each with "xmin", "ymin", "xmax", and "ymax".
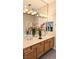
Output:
[{"xmin": 23, "ymin": 32, "xmax": 55, "ymax": 49}]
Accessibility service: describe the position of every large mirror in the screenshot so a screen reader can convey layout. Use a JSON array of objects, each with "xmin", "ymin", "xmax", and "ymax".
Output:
[{"xmin": 23, "ymin": 0, "xmax": 54, "ymax": 38}]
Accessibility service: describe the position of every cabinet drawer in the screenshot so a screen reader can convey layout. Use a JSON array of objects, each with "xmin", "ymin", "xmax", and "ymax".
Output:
[{"xmin": 24, "ymin": 49, "xmax": 36, "ymax": 59}]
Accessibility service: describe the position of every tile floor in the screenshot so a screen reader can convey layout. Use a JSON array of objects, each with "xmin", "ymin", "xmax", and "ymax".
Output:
[{"xmin": 39, "ymin": 49, "xmax": 56, "ymax": 59}]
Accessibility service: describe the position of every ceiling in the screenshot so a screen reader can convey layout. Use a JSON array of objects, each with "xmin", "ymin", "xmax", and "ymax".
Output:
[{"xmin": 23, "ymin": 0, "xmax": 54, "ymax": 10}]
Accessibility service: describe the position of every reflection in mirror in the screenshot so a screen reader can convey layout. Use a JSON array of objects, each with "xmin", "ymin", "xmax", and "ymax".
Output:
[{"xmin": 23, "ymin": 0, "xmax": 54, "ymax": 38}]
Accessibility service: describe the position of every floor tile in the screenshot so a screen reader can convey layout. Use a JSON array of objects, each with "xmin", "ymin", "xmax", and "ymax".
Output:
[{"xmin": 40, "ymin": 49, "xmax": 56, "ymax": 59}]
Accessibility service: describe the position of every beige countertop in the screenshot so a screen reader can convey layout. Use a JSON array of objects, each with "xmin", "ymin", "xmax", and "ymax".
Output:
[{"xmin": 23, "ymin": 32, "xmax": 55, "ymax": 49}]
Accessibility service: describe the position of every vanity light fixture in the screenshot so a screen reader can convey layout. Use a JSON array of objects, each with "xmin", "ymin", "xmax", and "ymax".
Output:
[
  {"xmin": 33, "ymin": 11, "xmax": 37, "ymax": 14},
  {"xmin": 23, "ymin": 0, "xmax": 40, "ymax": 15},
  {"xmin": 31, "ymin": 11, "xmax": 37, "ymax": 15}
]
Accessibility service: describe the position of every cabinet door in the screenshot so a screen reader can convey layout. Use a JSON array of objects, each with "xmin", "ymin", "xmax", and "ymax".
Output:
[
  {"xmin": 23, "ymin": 47, "xmax": 36, "ymax": 59},
  {"xmin": 44, "ymin": 40, "xmax": 50, "ymax": 52},
  {"xmin": 37, "ymin": 42, "xmax": 44, "ymax": 58},
  {"xmin": 24, "ymin": 51, "xmax": 36, "ymax": 59},
  {"xmin": 49, "ymin": 38, "xmax": 54, "ymax": 48}
]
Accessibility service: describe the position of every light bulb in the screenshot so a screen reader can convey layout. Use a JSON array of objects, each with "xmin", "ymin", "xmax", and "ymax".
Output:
[
  {"xmin": 25, "ymin": 9, "xmax": 28, "ymax": 12},
  {"xmin": 23, "ymin": 8, "xmax": 28, "ymax": 13},
  {"xmin": 37, "ymin": 14, "xmax": 38, "ymax": 16}
]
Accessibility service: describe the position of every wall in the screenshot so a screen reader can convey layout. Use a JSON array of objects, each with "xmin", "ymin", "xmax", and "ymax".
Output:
[{"xmin": 48, "ymin": 1, "xmax": 56, "ymax": 34}]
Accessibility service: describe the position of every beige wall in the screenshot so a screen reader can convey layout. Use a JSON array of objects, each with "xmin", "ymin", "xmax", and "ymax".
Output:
[{"xmin": 48, "ymin": 1, "xmax": 56, "ymax": 35}]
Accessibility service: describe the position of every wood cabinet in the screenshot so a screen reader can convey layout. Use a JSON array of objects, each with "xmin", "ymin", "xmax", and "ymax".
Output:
[
  {"xmin": 23, "ymin": 37, "xmax": 54, "ymax": 59},
  {"xmin": 24, "ymin": 51, "xmax": 36, "ymax": 59},
  {"xmin": 23, "ymin": 46, "xmax": 37, "ymax": 59},
  {"xmin": 36, "ymin": 41, "xmax": 44, "ymax": 58},
  {"xmin": 44, "ymin": 37, "xmax": 54, "ymax": 52}
]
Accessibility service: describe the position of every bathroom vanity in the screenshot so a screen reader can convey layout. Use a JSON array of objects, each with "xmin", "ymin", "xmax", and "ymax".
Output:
[
  {"xmin": 23, "ymin": 0, "xmax": 55, "ymax": 59},
  {"xmin": 23, "ymin": 32, "xmax": 55, "ymax": 59}
]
